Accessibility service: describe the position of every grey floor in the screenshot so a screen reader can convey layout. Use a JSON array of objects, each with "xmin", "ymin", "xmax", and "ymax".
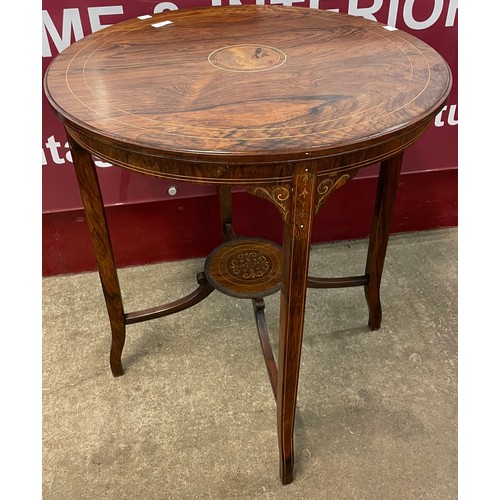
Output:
[{"xmin": 42, "ymin": 228, "xmax": 457, "ymax": 499}]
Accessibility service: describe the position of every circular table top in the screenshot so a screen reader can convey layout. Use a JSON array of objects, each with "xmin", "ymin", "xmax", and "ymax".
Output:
[{"xmin": 44, "ymin": 5, "xmax": 452, "ymax": 164}]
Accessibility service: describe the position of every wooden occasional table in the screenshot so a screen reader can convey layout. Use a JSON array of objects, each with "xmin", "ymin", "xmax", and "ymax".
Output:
[{"xmin": 44, "ymin": 5, "xmax": 452, "ymax": 484}]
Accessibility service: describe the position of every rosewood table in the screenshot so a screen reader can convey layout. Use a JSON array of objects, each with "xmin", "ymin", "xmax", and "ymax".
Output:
[{"xmin": 44, "ymin": 5, "xmax": 452, "ymax": 484}]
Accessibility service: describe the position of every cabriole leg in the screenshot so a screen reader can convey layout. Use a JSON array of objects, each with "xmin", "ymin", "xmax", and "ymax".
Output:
[
  {"xmin": 277, "ymin": 165, "xmax": 317, "ymax": 484},
  {"xmin": 364, "ymin": 152, "xmax": 404, "ymax": 330},
  {"xmin": 67, "ymin": 133, "xmax": 126, "ymax": 377}
]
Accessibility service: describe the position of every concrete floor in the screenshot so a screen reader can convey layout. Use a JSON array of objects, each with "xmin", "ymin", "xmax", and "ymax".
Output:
[{"xmin": 42, "ymin": 228, "xmax": 457, "ymax": 499}]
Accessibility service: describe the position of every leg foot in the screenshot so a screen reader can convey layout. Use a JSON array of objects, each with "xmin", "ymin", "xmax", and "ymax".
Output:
[
  {"xmin": 110, "ymin": 361, "xmax": 124, "ymax": 377},
  {"xmin": 110, "ymin": 324, "xmax": 125, "ymax": 376},
  {"xmin": 280, "ymin": 455, "xmax": 294, "ymax": 485},
  {"xmin": 365, "ymin": 290, "xmax": 382, "ymax": 330}
]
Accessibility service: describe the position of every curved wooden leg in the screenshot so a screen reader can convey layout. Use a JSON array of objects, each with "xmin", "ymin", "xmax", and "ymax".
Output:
[
  {"xmin": 67, "ymin": 132, "xmax": 126, "ymax": 377},
  {"xmin": 364, "ymin": 152, "xmax": 403, "ymax": 330},
  {"xmin": 277, "ymin": 165, "xmax": 317, "ymax": 484},
  {"xmin": 252, "ymin": 298, "xmax": 278, "ymax": 400}
]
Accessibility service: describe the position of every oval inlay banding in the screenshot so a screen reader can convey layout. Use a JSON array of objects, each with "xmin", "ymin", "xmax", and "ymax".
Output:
[{"xmin": 208, "ymin": 44, "xmax": 287, "ymax": 72}]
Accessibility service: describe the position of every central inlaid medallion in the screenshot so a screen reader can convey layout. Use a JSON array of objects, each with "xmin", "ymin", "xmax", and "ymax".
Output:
[
  {"xmin": 229, "ymin": 251, "xmax": 271, "ymax": 280},
  {"xmin": 204, "ymin": 238, "xmax": 282, "ymax": 298},
  {"xmin": 208, "ymin": 44, "xmax": 287, "ymax": 72}
]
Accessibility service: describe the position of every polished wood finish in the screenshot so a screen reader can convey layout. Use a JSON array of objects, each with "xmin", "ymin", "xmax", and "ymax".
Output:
[
  {"xmin": 67, "ymin": 134, "xmax": 125, "ymax": 377},
  {"xmin": 204, "ymin": 238, "xmax": 281, "ymax": 299},
  {"xmin": 365, "ymin": 153, "xmax": 404, "ymax": 329},
  {"xmin": 307, "ymin": 275, "xmax": 369, "ymax": 289},
  {"xmin": 252, "ymin": 298, "xmax": 278, "ymax": 401},
  {"xmin": 125, "ymin": 272, "xmax": 214, "ymax": 325},
  {"xmin": 44, "ymin": 5, "xmax": 452, "ymax": 485},
  {"xmin": 277, "ymin": 163, "xmax": 317, "ymax": 484},
  {"xmin": 217, "ymin": 186, "xmax": 235, "ymax": 242},
  {"xmin": 45, "ymin": 5, "xmax": 451, "ymax": 172}
]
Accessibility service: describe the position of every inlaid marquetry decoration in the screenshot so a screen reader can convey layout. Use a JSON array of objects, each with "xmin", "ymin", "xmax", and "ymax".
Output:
[
  {"xmin": 204, "ymin": 238, "xmax": 282, "ymax": 299},
  {"xmin": 315, "ymin": 169, "xmax": 359, "ymax": 214},
  {"xmin": 247, "ymin": 185, "xmax": 292, "ymax": 221},
  {"xmin": 247, "ymin": 169, "xmax": 358, "ymax": 220},
  {"xmin": 208, "ymin": 44, "xmax": 287, "ymax": 73},
  {"xmin": 293, "ymin": 167, "xmax": 317, "ymax": 235}
]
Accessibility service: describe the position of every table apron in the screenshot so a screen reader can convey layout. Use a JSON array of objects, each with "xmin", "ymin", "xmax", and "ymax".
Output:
[{"xmin": 64, "ymin": 120, "xmax": 431, "ymax": 186}]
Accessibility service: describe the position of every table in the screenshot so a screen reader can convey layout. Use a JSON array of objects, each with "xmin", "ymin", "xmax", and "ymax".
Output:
[{"xmin": 44, "ymin": 5, "xmax": 452, "ymax": 484}]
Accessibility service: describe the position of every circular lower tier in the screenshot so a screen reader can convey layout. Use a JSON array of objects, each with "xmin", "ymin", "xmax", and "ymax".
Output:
[{"xmin": 204, "ymin": 238, "xmax": 282, "ymax": 299}]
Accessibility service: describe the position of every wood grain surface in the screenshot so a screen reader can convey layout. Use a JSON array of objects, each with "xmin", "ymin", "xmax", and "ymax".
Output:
[
  {"xmin": 44, "ymin": 5, "xmax": 452, "ymax": 166},
  {"xmin": 204, "ymin": 238, "xmax": 282, "ymax": 298},
  {"xmin": 43, "ymin": 5, "xmax": 453, "ymax": 485}
]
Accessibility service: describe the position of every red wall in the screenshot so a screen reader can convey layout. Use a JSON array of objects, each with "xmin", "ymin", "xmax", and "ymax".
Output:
[{"xmin": 42, "ymin": 0, "xmax": 458, "ymax": 276}]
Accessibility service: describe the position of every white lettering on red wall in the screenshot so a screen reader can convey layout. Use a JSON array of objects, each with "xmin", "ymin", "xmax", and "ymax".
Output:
[
  {"xmin": 154, "ymin": 2, "xmax": 179, "ymax": 12},
  {"xmin": 42, "ymin": 135, "xmax": 112, "ymax": 168},
  {"xmin": 43, "ymin": 6, "xmax": 124, "ymax": 57},
  {"xmin": 346, "ymin": 0, "xmax": 457, "ymax": 29},
  {"xmin": 42, "ymin": 3, "xmax": 183, "ymax": 57},
  {"xmin": 434, "ymin": 104, "xmax": 458, "ymax": 128},
  {"xmin": 42, "ymin": 1, "xmax": 458, "ymax": 57},
  {"xmin": 210, "ymin": 0, "xmax": 457, "ymax": 29}
]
